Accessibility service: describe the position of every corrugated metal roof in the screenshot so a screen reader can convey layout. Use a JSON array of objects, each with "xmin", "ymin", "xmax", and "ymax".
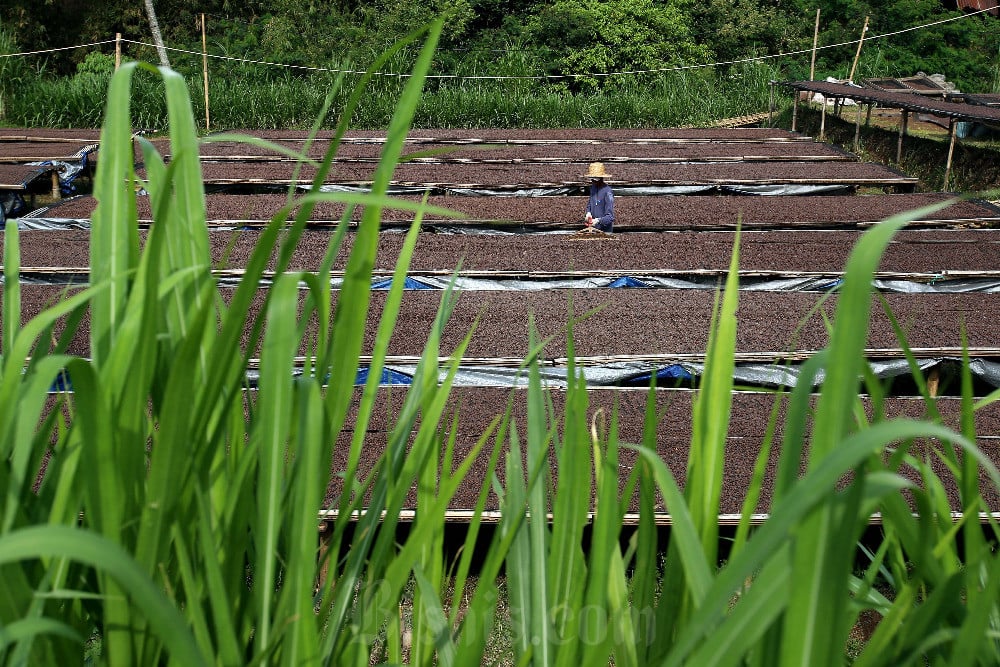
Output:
[{"xmin": 954, "ymin": 0, "xmax": 998, "ymax": 15}]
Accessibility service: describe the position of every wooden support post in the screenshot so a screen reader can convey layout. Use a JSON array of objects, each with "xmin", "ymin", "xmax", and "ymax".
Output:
[
  {"xmin": 943, "ymin": 117, "xmax": 958, "ymax": 191},
  {"xmin": 820, "ymin": 97, "xmax": 828, "ymax": 141},
  {"xmin": 848, "ymin": 16, "xmax": 869, "ymax": 83},
  {"xmin": 768, "ymin": 81, "xmax": 774, "ymax": 127},
  {"xmin": 927, "ymin": 367, "xmax": 940, "ymax": 399},
  {"xmin": 201, "ymin": 14, "xmax": 210, "ymax": 132},
  {"xmin": 865, "ymin": 103, "xmax": 873, "ymax": 127},
  {"xmin": 51, "ymin": 171, "xmax": 61, "ymax": 199},
  {"xmin": 853, "ymin": 100, "xmax": 863, "ymax": 152},
  {"xmin": 791, "ymin": 91, "xmax": 799, "ymax": 132},
  {"xmin": 115, "ymin": 33, "xmax": 122, "ymax": 70},
  {"xmin": 896, "ymin": 110, "xmax": 908, "ymax": 164}
]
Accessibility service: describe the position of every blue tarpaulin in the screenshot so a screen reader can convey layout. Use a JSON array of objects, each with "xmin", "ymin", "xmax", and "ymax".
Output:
[
  {"xmin": 371, "ymin": 276, "xmax": 436, "ymax": 290},
  {"xmin": 355, "ymin": 367, "xmax": 413, "ymax": 385},
  {"xmin": 624, "ymin": 364, "xmax": 696, "ymax": 386},
  {"xmin": 608, "ymin": 276, "xmax": 650, "ymax": 288}
]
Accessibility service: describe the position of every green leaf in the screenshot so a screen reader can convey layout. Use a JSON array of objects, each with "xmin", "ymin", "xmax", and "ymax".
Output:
[{"xmin": 0, "ymin": 525, "xmax": 208, "ymax": 667}]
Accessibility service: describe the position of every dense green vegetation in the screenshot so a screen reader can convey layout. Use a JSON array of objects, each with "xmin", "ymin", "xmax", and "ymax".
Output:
[
  {"xmin": 1, "ymin": 1, "xmax": 998, "ymax": 128},
  {"xmin": 2, "ymin": 19, "xmax": 1000, "ymax": 666}
]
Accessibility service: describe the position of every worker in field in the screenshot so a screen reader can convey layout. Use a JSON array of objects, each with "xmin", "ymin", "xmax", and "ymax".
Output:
[{"xmin": 583, "ymin": 162, "xmax": 615, "ymax": 233}]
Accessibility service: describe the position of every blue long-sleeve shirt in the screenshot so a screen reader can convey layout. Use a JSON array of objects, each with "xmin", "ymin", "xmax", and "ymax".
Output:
[{"xmin": 586, "ymin": 181, "xmax": 615, "ymax": 232}]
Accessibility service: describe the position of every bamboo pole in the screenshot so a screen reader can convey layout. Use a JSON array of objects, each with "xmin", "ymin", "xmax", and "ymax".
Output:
[
  {"xmin": 201, "ymin": 14, "xmax": 210, "ymax": 132},
  {"xmin": 810, "ymin": 8, "xmax": 821, "ymax": 81},
  {"xmin": 809, "ymin": 8, "xmax": 821, "ymax": 105},
  {"xmin": 791, "ymin": 91, "xmax": 799, "ymax": 132},
  {"xmin": 115, "ymin": 33, "xmax": 121, "ymax": 70},
  {"xmin": 896, "ymin": 110, "xmax": 908, "ymax": 164},
  {"xmin": 943, "ymin": 117, "xmax": 958, "ymax": 191},
  {"xmin": 848, "ymin": 16, "xmax": 870, "ymax": 82}
]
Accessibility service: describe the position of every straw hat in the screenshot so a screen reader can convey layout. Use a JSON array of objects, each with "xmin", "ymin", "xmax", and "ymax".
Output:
[{"xmin": 583, "ymin": 162, "xmax": 611, "ymax": 180}]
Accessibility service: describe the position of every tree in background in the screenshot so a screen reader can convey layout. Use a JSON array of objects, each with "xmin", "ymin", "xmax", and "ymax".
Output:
[
  {"xmin": 525, "ymin": 0, "xmax": 711, "ymax": 91},
  {"xmin": 786, "ymin": 0, "xmax": 1000, "ymax": 90},
  {"xmin": 0, "ymin": 0, "xmax": 997, "ymax": 91},
  {"xmin": 686, "ymin": 0, "xmax": 808, "ymax": 64}
]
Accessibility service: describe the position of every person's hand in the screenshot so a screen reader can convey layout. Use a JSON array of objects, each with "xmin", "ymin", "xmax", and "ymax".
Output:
[{"xmin": 585, "ymin": 212, "xmax": 593, "ymax": 224}]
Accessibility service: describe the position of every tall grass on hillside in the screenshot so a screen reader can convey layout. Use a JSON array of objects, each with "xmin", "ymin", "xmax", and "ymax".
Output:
[
  {"xmin": 3, "ymin": 23, "xmax": 1000, "ymax": 667},
  {"xmin": 5, "ymin": 55, "xmax": 776, "ymax": 129}
]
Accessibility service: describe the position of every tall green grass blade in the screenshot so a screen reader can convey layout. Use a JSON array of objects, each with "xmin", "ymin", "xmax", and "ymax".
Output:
[
  {"xmin": 323, "ymin": 20, "xmax": 442, "ymax": 441},
  {"xmin": 580, "ymin": 407, "xmax": 623, "ymax": 667},
  {"xmin": 2, "ymin": 355, "xmax": 73, "ymax": 533},
  {"xmin": 686, "ymin": 557, "xmax": 790, "ymax": 667},
  {"xmin": 688, "ymin": 228, "xmax": 740, "ymax": 562},
  {"xmin": 732, "ymin": 394, "xmax": 784, "ymax": 555},
  {"xmin": 192, "ymin": 490, "xmax": 243, "ymax": 666},
  {"xmin": 549, "ymin": 305, "xmax": 591, "ymax": 665},
  {"xmin": 413, "ymin": 564, "xmax": 457, "ymax": 667},
  {"xmin": 524, "ymin": 320, "xmax": 554, "ymax": 666},
  {"xmin": 279, "ymin": 377, "xmax": 325, "ymax": 667},
  {"xmin": 2, "ymin": 220, "xmax": 20, "ymax": 360},
  {"xmin": 0, "ymin": 617, "xmax": 81, "ymax": 651},
  {"xmin": 90, "ymin": 62, "xmax": 139, "ymax": 368},
  {"xmin": 253, "ymin": 273, "xmax": 300, "ymax": 658},
  {"xmin": 782, "ymin": 201, "xmax": 955, "ymax": 667},
  {"xmin": 505, "ymin": 422, "xmax": 532, "ymax": 660},
  {"xmin": 0, "ymin": 525, "xmax": 208, "ymax": 667},
  {"xmin": 632, "ymin": 386, "xmax": 661, "ymax": 662},
  {"xmin": 666, "ymin": 419, "xmax": 975, "ymax": 666}
]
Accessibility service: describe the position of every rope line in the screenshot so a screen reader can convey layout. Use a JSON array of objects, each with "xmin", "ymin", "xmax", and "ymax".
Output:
[
  {"xmin": 0, "ymin": 40, "xmax": 116, "ymax": 59},
  {"xmin": 1, "ymin": 7, "xmax": 994, "ymax": 80}
]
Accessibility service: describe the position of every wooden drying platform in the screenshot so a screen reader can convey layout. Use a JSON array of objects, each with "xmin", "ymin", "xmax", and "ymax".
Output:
[
  {"xmin": 319, "ymin": 388, "xmax": 1000, "ymax": 516},
  {"xmin": 28, "ymin": 193, "xmax": 1000, "ymax": 232},
  {"xmin": 0, "ymin": 164, "xmax": 60, "ymax": 199},
  {"xmin": 781, "ymin": 80, "xmax": 1000, "ymax": 126},
  {"xmin": 779, "ymin": 80, "xmax": 1000, "ymax": 187},
  {"xmin": 149, "ymin": 137, "xmax": 853, "ymax": 164},
  {"xmin": 168, "ymin": 161, "xmax": 918, "ymax": 192},
  {"xmin": 15, "ymin": 286, "xmax": 1000, "ymax": 361},
  {"xmin": 219, "ymin": 127, "xmax": 815, "ymax": 143},
  {"xmin": 9, "ymin": 228, "xmax": 1000, "ymax": 277},
  {"xmin": 0, "ymin": 129, "xmax": 102, "ymax": 142},
  {"xmin": 0, "ymin": 141, "xmax": 99, "ymax": 164}
]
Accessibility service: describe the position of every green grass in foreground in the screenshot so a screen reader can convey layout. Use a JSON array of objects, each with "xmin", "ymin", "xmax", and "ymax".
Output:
[{"xmin": 3, "ymin": 22, "xmax": 1000, "ymax": 667}]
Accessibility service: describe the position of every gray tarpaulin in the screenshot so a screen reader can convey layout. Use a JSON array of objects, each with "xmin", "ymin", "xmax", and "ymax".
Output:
[
  {"xmin": 874, "ymin": 279, "xmax": 1000, "ymax": 294},
  {"xmin": 27, "ymin": 160, "xmax": 89, "ymax": 195},
  {"xmin": 355, "ymin": 357, "xmax": 1000, "ymax": 388},
  {"xmin": 61, "ymin": 357, "xmax": 1000, "ymax": 391},
  {"xmin": 12, "ymin": 269, "xmax": 1000, "ymax": 294},
  {"xmin": 14, "ymin": 217, "xmax": 93, "ymax": 230},
  {"xmin": 723, "ymin": 184, "xmax": 855, "ymax": 195},
  {"xmin": 317, "ymin": 184, "xmax": 852, "ymax": 196}
]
